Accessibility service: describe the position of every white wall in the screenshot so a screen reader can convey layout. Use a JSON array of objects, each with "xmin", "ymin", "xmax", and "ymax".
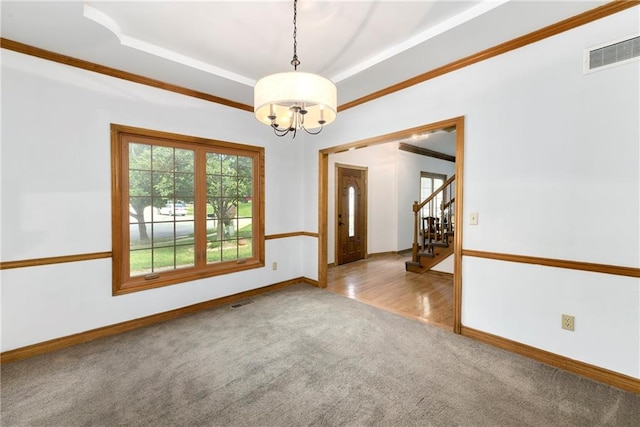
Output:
[
  {"xmin": 0, "ymin": 50, "xmax": 306, "ymax": 351},
  {"xmin": 462, "ymin": 258, "xmax": 639, "ymax": 375},
  {"xmin": 304, "ymin": 9, "xmax": 640, "ymax": 377},
  {"xmin": 301, "ymin": 137, "xmax": 320, "ymax": 281},
  {"xmin": 431, "ymin": 255, "xmax": 454, "ymax": 274}
]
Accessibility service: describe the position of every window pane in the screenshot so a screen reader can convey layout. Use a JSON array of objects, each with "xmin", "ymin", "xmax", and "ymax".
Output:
[
  {"xmin": 223, "ymin": 199, "xmax": 238, "ymax": 219},
  {"xmin": 223, "ymin": 216, "xmax": 236, "ymax": 238},
  {"xmin": 152, "ymin": 146, "xmax": 174, "ymax": 171},
  {"xmin": 238, "ymin": 221, "xmax": 252, "ymax": 238},
  {"xmin": 129, "ymin": 197, "xmax": 151, "ymax": 222},
  {"xmin": 420, "ymin": 177, "xmax": 433, "ymax": 200},
  {"xmin": 222, "ymin": 241, "xmax": 238, "ymax": 262},
  {"xmin": 175, "ymin": 173, "xmax": 195, "ymax": 199},
  {"xmin": 238, "ymin": 199, "xmax": 252, "ymax": 219},
  {"xmin": 153, "ymin": 247, "xmax": 177, "ymax": 272},
  {"xmin": 237, "ymin": 156, "xmax": 253, "ymax": 177},
  {"xmin": 129, "ymin": 170, "xmax": 151, "ymax": 195},
  {"xmin": 130, "ymin": 221, "xmax": 152, "ymax": 249},
  {"xmin": 175, "ymin": 148, "xmax": 194, "ymax": 173},
  {"xmin": 206, "ymin": 239, "xmax": 222, "ymax": 264},
  {"xmin": 348, "ymin": 186, "xmax": 355, "ymax": 237},
  {"xmin": 221, "ymin": 155, "xmax": 237, "ymax": 176},
  {"xmin": 129, "ymin": 143, "xmax": 151, "ymax": 170},
  {"xmin": 151, "ymin": 245, "xmax": 195, "ymax": 272},
  {"xmin": 175, "ymin": 206, "xmax": 192, "ymax": 221},
  {"xmin": 221, "ymin": 180, "xmax": 238, "ymax": 198},
  {"xmin": 153, "ymin": 172, "xmax": 175, "ymax": 198},
  {"xmin": 239, "ymin": 174, "xmax": 252, "ymax": 199},
  {"xmin": 239, "ymin": 238, "xmax": 253, "ymax": 259},
  {"xmin": 207, "ymin": 174, "xmax": 222, "ymax": 199},
  {"xmin": 175, "ymin": 243, "xmax": 195, "ymax": 269},
  {"xmin": 206, "ymin": 153, "xmax": 222, "ymax": 174},
  {"xmin": 152, "ymin": 223, "xmax": 175, "ymax": 247},
  {"xmin": 130, "ymin": 249, "xmax": 152, "ymax": 276}
]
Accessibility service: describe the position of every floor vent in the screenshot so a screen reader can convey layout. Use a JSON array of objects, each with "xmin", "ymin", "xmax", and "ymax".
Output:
[
  {"xmin": 585, "ymin": 35, "xmax": 639, "ymax": 73},
  {"xmin": 231, "ymin": 299, "xmax": 254, "ymax": 308}
]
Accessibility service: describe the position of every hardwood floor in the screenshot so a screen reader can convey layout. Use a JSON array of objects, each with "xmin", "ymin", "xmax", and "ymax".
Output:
[{"xmin": 325, "ymin": 252, "xmax": 454, "ymax": 330}]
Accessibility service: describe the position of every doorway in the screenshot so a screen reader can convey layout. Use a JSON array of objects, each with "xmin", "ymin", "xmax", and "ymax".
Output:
[
  {"xmin": 318, "ymin": 116, "xmax": 465, "ymax": 334},
  {"xmin": 335, "ymin": 164, "xmax": 367, "ymax": 265}
]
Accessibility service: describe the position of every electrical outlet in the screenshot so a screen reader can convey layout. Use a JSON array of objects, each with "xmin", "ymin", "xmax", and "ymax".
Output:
[
  {"xmin": 272, "ymin": 262, "xmax": 277, "ymax": 271},
  {"xmin": 470, "ymin": 212, "xmax": 478, "ymax": 225},
  {"xmin": 561, "ymin": 314, "xmax": 575, "ymax": 331}
]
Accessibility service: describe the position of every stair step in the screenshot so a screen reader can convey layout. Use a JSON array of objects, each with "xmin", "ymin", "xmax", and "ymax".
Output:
[
  {"xmin": 417, "ymin": 251, "xmax": 435, "ymax": 258},
  {"xmin": 405, "ymin": 261, "xmax": 423, "ymax": 273},
  {"xmin": 428, "ymin": 241, "xmax": 450, "ymax": 248}
]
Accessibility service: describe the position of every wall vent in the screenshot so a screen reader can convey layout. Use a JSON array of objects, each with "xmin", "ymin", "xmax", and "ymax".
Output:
[
  {"xmin": 584, "ymin": 35, "xmax": 639, "ymax": 74},
  {"xmin": 230, "ymin": 299, "xmax": 253, "ymax": 308}
]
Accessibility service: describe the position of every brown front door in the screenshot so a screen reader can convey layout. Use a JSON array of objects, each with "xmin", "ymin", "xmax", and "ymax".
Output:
[{"xmin": 336, "ymin": 165, "xmax": 367, "ymax": 265}]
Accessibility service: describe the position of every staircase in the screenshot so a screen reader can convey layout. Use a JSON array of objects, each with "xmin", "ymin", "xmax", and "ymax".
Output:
[{"xmin": 405, "ymin": 175, "xmax": 455, "ymax": 274}]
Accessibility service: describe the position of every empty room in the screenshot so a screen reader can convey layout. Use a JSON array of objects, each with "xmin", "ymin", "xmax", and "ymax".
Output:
[{"xmin": 1, "ymin": 1, "xmax": 639, "ymax": 425}]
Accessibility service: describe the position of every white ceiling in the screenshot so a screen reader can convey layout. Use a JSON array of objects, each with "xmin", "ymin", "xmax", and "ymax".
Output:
[
  {"xmin": 1, "ymin": 0, "xmax": 609, "ymax": 110},
  {"xmin": 400, "ymin": 128, "xmax": 457, "ymax": 157}
]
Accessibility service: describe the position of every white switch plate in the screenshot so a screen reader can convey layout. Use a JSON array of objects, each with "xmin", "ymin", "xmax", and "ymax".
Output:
[
  {"xmin": 470, "ymin": 212, "xmax": 478, "ymax": 225},
  {"xmin": 272, "ymin": 262, "xmax": 278, "ymax": 271}
]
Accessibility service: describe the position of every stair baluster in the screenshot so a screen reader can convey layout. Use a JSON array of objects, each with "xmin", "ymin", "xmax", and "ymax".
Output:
[{"xmin": 409, "ymin": 175, "xmax": 456, "ymax": 272}]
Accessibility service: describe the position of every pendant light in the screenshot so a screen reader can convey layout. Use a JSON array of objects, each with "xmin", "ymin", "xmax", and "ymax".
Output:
[{"xmin": 254, "ymin": 0, "xmax": 337, "ymax": 138}]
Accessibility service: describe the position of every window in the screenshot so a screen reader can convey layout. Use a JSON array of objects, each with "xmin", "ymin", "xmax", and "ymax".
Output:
[
  {"xmin": 420, "ymin": 172, "xmax": 447, "ymax": 218},
  {"xmin": 111, "ymin": 124, "xmax": 264, "ymax": 295},
  {"xmin": 347, "ymin": 186, "xmax": 355, "ymax": 237}
]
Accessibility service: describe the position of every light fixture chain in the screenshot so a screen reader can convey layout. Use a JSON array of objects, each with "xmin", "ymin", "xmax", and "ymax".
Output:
[{"xmin": 291, "ymin": 0, "xmax": 300, "ymax": 70}]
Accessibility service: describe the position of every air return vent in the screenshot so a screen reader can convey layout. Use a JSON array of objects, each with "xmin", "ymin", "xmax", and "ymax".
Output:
[
  {"xmin": 584, "ymin": 35, "xmax": 639, "ymax": 73},
  {"xmin": 230, "ymin": 299, "xmax": 253, "ymax": 308}
]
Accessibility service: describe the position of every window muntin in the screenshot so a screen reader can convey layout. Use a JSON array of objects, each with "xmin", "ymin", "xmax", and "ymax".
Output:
[{"xmin": 112, "ymin": 125, "xmax": 264, "ymax": 295}]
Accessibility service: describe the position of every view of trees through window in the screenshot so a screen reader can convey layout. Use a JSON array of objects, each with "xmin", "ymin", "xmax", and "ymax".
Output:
[
  {"xmin": 205, "ymin": 152, "xmax": 254, "ymax": 264},
  {"xmin": 112, "ymin": 125, "xmax": 263, "ymax": 294},
  {"xmin": 129, "ymin": 144, "xmax": 196, "ymax": 274}
]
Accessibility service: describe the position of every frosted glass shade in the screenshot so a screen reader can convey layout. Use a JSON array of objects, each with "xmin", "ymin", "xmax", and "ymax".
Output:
[{"xmin": 254, "ymin": 71, "xmax": 337, "ymax": 130}]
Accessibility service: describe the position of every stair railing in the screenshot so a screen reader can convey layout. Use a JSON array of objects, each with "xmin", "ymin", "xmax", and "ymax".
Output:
[{"xmin": 412, "ymin": 175, "xmax": 456, "ymax": 263}]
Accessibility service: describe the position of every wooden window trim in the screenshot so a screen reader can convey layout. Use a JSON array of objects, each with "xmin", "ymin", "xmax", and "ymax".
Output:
[
  {"xmin": 111, "ymin": 124, "xmax": 265, "ymax": 295},
  {"xmin": 420, "ymin": 171, "xmax": 448, "ymax": 181}
]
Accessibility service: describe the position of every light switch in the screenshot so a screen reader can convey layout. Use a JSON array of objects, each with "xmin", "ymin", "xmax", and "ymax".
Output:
[{"xmin": 470, "ymin": 212, "xmax": 478, "ymax": 225}]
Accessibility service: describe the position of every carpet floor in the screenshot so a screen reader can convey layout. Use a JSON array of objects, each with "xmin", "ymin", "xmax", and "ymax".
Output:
[{"xmin": 2, "ymin": 283, "xmax": 639, "ymax": 426}]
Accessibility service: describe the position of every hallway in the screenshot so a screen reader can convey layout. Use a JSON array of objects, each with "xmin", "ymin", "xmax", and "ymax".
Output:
[{"xmin": 325, "ymin": 253, "xmax": 454, "ymax": 330}]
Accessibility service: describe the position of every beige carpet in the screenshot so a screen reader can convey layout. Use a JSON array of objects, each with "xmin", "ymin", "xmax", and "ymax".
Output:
[{"xmin": 2, "ymin": 283, "xmax": 639, "ymax": 426}]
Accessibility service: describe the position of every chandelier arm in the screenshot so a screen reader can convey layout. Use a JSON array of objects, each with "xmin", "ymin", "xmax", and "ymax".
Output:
[
  {"xmin": 303, "ymin": 125, "xmax": 323, "ymax": 135},
  {"xmin": 272, "ymin": 125, "xmax": 291, "ymax": 137},
  {"xmin": 270, "ymin": 121, "xmax": 324, "ymax": 138}
]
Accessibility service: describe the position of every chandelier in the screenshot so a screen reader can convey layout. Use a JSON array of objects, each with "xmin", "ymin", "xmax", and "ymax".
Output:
[{"xmin": 254, "ymin": 0, "xmax": 337, "ymax": 138}]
